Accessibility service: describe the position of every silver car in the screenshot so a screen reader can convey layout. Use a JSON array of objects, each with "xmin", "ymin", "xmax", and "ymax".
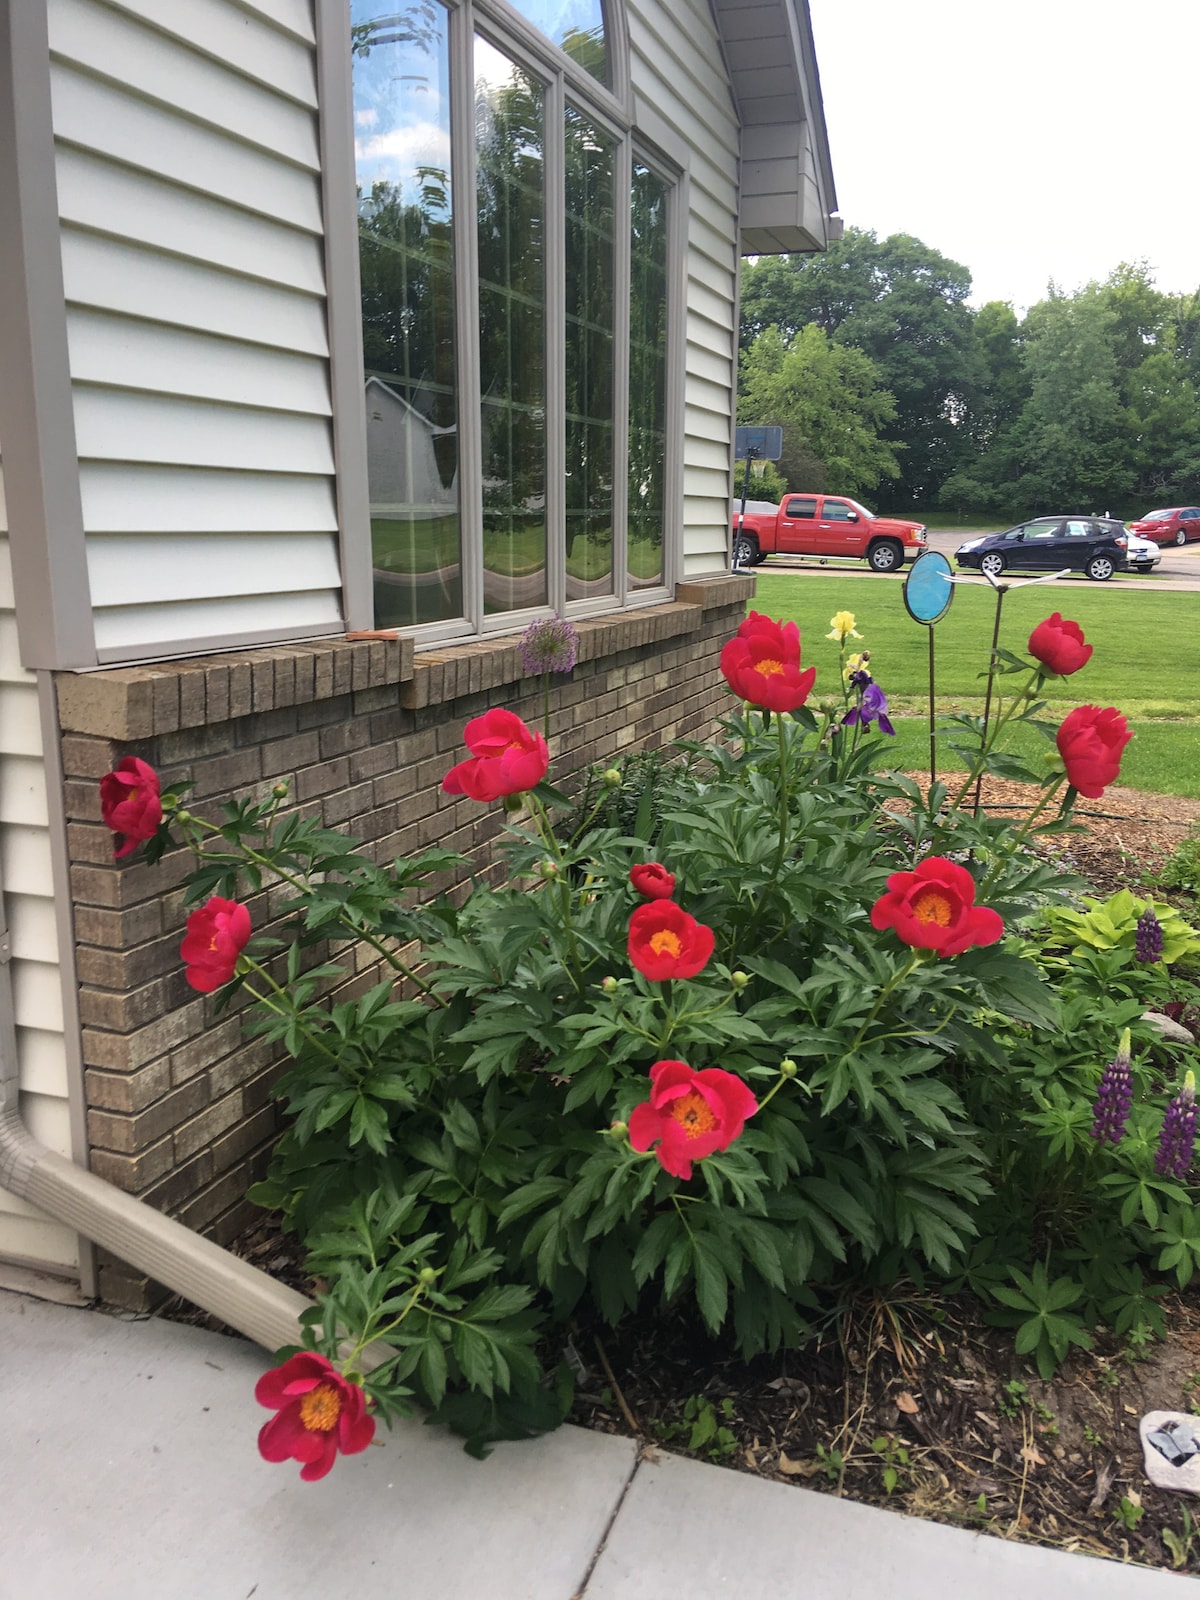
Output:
[{"xmin": 1125, "ymin": 530, "xmax": 1161, "ymax": 574}]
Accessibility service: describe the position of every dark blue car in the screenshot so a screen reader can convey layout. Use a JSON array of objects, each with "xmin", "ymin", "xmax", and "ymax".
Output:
[{"xmin": 956, "ymin": 516, "xmax": 1130, "ymax": 582}]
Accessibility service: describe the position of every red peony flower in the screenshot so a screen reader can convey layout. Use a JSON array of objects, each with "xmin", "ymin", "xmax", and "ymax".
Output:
[
  {"xmin": 180, "ymin": 896, "xmax": 252, "ymax": 992},
  {"xmin": 256, "ymin": 1351, "xmax": 375, "ymax": 1483},
  {"xmin": 628, "ymin": 900, "xmax": 715, "ymax": 980},
  {"xmin": 1056, "ymin": 704, "xmax": 1132, "ymax": 799},
  {"xmin": 720, "ymin": 613, "xmax": 816, "ymax": 713},
  {"xmin": 628, "ymin": 1060, "xmax": 758, "ymax": 1180},
  {"xmin": 1028, "ymin": 612, "xmax": 1093, "ymax": 676},
  {"xmin": 870, "ymin": 856, "xmax": 1004, "ymax": 958},
  {"xmin": 441, "ymin": 708, "xmax": 549, "ymax": 803},
  {"xmin": 630, "ymin": 862, "xmax": 676, "ymax": 900},
  {"xmin": 99, "ymin": 757, "xmax": 162, "ymax": 858}
]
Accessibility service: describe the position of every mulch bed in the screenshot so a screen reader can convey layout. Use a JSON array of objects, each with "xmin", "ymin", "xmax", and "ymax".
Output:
[{"xmin": 166, "ymin": 776, "xmax": 1200, "ymax": 1574}]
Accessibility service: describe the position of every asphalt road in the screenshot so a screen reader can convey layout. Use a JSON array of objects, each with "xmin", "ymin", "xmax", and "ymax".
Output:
[{"xmin": 754, "ymin": 531, "xmax": 1200, "ymax": 591}]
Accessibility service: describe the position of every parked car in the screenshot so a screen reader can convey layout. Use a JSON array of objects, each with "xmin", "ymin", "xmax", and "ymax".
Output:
[
  {"xmin": 1128, "ymin": 507, "xmax": 1200, "ymax": 547},
  {"xmin": 955, "ymin": 516, "xmax": 1130, "ymax": 581},
  {"xmin": 731, "ymin": 494, "xmax": 926, "ymax": 572},
  {"xmin": 1125, "ymin": 531, "xmax": 1162, "ymax": 574}
]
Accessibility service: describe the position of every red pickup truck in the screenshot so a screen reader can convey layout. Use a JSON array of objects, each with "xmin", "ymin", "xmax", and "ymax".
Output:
[{"xmin": 731, "ymin": 495, "xmax": 926, "ymax": 573}]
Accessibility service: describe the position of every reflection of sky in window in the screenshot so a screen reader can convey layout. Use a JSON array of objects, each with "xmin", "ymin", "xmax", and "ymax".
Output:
[
  {"xmin": 507, "ymin": 0, "xmax": 605, "ymax": 76},
  {"xmin": 351, "ymin": 3, "xmax": 452, "ymax": 216},
  {"xmin": 508, "ymin": 0, "xmax": 603, "ymax": 50},
  {"xmin": 474, "ymin": 35, "xmax": 541, "ymax": 162}
]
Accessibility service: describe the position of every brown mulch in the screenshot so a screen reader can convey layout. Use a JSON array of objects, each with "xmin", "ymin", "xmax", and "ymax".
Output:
[
  {"xmin": 573, "ymin": 1289, "xmax": 1200, "ymax": 1574},
  {"xmin": 904, "ymin": 773, "xmax": 1200, "ymax": 900}
]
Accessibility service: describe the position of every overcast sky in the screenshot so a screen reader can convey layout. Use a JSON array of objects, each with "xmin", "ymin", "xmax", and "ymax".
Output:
[{"xmin": 807, "ymin": 0, "xmax": 1200, "ymax": 311}]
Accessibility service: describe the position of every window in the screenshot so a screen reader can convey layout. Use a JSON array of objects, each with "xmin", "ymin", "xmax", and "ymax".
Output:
[
  {"xmin": 351, "ymin": 1, "xmax": 674, "ymax": 639},
  {"xmin": 822, "ymin": 501, "xmax": 855, "ymax": 522},
  {"xmin": 784, "ymin": 497, "xmax": 816, "ymax": 520}
]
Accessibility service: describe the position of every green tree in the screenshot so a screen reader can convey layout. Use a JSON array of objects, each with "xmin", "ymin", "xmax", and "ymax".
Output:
[
  {"xmin": 740, "ymin": 229, "xmax": 982, "ymax": 503},
  {"xmin": 738, "ymin": 323, "xmax": 900, "ymax": 498}
]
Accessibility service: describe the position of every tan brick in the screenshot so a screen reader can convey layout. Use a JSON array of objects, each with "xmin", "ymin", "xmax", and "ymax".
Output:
[
  {"xmin": 170, "ymin": 1017, "xmax": 244, "ymax": 1086},
  {"xmin": 60, "ymin": 734, "xmax": 119, "ymax": 779},
  {"xmin": 85, "ymin": 1059, "xmax": 172, "ymax": 1114},
  {"xmin": 91, "ymin": 1136, "xmax": 174, "ymax": 1193},
  {"xmin": 173, "ymin": 1092, "xmax": 245, "ymax": 1162},
  {"xmin": 87, "ymin": 1078, "xmax": 209, "ymax": 1154},
  {"xmin": 228, "ymin": 658, "xmax": 254, "ymax": 718},
  {"xmin": 140, "ymin": 1147, "xmax": 217, "ymax": 1216}
]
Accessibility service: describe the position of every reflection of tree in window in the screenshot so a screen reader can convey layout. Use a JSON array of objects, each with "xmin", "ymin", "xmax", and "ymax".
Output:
[
  {"xmin": 354, "ymin": 3, "xmax": 462, "ymax": 628},
  {"xmin": 476, "ymin": 39, "xmax": 547, "ymax": 613},
  {"xmin": 564, "ymin": 108, "xmax": 614, "ymax": 598},
  {"xmin": 628, "ymin": 161, "xmax": 668, "ymax": 589}
]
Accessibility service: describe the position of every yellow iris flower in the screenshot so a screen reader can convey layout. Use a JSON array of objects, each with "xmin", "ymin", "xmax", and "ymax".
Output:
[
  {"xmin": 826, "ymin": 611, "xmax": 862, "ymax": 642},
  {"xmin": 843, "ymin": 651, "xmax": 871, "ymax": 681}
]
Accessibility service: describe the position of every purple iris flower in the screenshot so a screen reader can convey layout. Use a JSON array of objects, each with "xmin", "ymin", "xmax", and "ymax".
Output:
[{"xmin": 843, "ymin": 681, "xmax": 895, "ymax": 737}]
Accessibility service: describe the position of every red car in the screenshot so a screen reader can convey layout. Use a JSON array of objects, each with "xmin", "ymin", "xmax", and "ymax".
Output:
[{"xmin": 1128, "ymin": 507, "xmax": 1200, "ymax": 547}]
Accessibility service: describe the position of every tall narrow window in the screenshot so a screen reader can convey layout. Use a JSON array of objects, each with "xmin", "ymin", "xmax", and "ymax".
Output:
[
  {"xmin": 475, "ymin": 37, "xmax": 547, "ymax": 615},
  {"xmin": 564, "ymin": 107, "xmax": 615, "ymax": 600},
  {"xmin": 506, "ymin": 0, "xmax": 607, "ymax": 82},
  {"xmin": 352, "ymin": 4, "xmax": 460, "ymax": 628},
  {"xmin": 628, "ymin": 160, "xmax": 668, "ymax": 589}
]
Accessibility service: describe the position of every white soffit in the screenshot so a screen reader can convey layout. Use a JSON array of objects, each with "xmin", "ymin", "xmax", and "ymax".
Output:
[{"xmin": 710, "ymin": 0, "xmax": 839, "ymax": 255}]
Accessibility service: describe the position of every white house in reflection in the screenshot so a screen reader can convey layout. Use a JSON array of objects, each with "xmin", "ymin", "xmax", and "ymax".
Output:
[{"xmin": 364, "ymin": 376, "xmax": 457, "ymax": 514}]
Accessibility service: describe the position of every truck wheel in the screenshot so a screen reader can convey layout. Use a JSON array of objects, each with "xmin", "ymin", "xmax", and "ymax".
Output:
[
  {"xmin": 732, "ymin": 534, "xmax": 758, "ymax": 567},
  {"xmin": 867, "ymin": 539, "xmax": 903, "ymax": 573}
]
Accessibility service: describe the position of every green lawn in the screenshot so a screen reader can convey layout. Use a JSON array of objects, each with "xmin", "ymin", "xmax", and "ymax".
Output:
[{"xmin": 752, "ymin": 574, "xmax": 1200, "ymax": 797}]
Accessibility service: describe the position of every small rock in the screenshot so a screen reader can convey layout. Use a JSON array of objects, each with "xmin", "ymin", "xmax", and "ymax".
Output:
[
  {"xmin": 1140, "ymin": 1411, "xmax": 1200, "ymax": 1493},
  {"xmin": 1142, "ymin": 1010, "xmax": 1195, "ymax": 1044}
]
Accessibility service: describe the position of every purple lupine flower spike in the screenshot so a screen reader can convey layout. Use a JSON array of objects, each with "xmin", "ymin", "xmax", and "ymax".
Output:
[
  {"xmin": 1090, "ymin": 1028, "xmax": 1133, "ymax": 1146},
  {"xmin": 520, "ymin": 616, "xmax": 579, "ymax": 675},
  {"xmin": 1135, "ymin": 907, "xmax": 1164, "ymax": 964},
  {"xmin": 1156, "ymin": 1071, "xmax": 1197, "ymax": 1180}
]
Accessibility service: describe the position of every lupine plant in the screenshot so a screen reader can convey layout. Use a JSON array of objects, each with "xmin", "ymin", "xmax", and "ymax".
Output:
[{"xmin": 98, "ymin": 602, "xmax": 1200, "ymax": 1471}]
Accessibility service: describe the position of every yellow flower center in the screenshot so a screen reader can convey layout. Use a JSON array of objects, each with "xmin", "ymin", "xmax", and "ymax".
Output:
[
  {"xmin": 299, "ymin": 1383, "xmax": 343, "ymax": 1433},
  {"xmin": 649, "ymin": 929, "xmax": 683, "ymax": 958},
  {"xmin": 669, "ymin": 1090, "xmax": 719, "ymax": 1141},
  {"xmin": 754, "ymin": 657, "xmax": 785, "ymax": 678},
  {"xmin": 911, "ymin": 888, "xmax": 953, "ymax": 927}
]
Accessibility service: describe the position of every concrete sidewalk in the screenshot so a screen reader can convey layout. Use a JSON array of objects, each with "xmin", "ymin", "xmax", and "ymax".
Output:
[{"xmin": 0, "ymin": 1289, "xmax": 1182, "ymax": 1599}]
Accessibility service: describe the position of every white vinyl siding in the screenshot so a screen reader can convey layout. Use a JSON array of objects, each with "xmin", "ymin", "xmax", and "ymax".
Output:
[
  {"xmin": 48, "ymin": 0, "xmax": 344, "ymax": 661},
  {"xmin": 628, "ymin": 0, "xmax": 739, "ymax": 576},
  {"xmin": 0, "ymin": 470, "xmax": 79, "ymax": 1274}
]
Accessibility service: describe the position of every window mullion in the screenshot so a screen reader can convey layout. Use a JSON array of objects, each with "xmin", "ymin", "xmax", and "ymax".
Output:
[
  {"xmin": 544, "ymin": 71, "xmax": 566, "ymax": 614},
  {"xmin": 612, "ymin": 135, "xmax": 631, "ymax": 604},
  {"xmin": 452, "ymin": 0, "xmax": 484, "ymax": 631}
]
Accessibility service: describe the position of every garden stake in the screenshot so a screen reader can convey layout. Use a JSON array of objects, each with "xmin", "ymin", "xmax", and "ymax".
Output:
[
  {"xmin": 973, "ymin": 583, "xmax": 1007, "ymax": 816},
  {"xmin": 928, "ymin": 622, "xmax": 937, "ymax": 785}
]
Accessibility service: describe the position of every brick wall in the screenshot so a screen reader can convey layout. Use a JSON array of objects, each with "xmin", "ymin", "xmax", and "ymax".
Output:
[{"xmin": 54, "ymin": 576, "xmax": 754, "ymax": 1307}]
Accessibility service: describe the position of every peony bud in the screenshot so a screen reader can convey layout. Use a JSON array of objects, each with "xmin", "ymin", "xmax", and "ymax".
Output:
[
  {"xmin": 731, "ymin": 971, "xmax": 750, "ymax": 990},
  {"xmin": 272, "ymin": 782, "xmax": 290, "ymax": 799},
  {"xmin": 601, "ymin": 976, "xmax": 619, "ymax": 994},
  {"xmin": 780, "ymin": 1059, "xmax": 798, "ymax": 1079},
  {"xmin": 417, "ymin": 1266, "xmax": 438, "ymax": 1287},
  {"xmin": 609, "ymin": 1121, "xmax": 628, "ymax": 1139},
  {"xmin": 602, "ymin": 769, "xmax": 622, "ymax": 788},
  {"xmin": 538, "ymin": 859, "xmax": 560, "ymax": 880}
]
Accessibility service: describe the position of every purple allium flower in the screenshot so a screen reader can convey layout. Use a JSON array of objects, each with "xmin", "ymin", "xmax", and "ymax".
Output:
[
  {"xmin": 1135, "ymin": 906, "xmax": 1164, "ymax": 964},
  {"xmin": 843, "ymin": 681, "xmax": 896, "ymax": 737},
  {"xmin": 1156, "ymin": 1071, "xmax": 1197, "ymax": 1180},
  {"xmin": 519, "ymin": 615, "xmax": 579, "ymax": 676},
  {"xmin": 1090, "ymin": 1028, "xmax": 1133, "ymax": 1145}
]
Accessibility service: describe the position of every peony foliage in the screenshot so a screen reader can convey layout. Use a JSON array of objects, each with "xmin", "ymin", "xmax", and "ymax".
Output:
[{"xmin": 100, "ymin": 605, "xmax": 1200, "ymax": 1457}]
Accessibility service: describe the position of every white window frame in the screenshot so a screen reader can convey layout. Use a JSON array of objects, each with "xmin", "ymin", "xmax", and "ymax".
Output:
[{"xmin": 329, "ymin": 0, "xmax": 681, "ymax": 647}]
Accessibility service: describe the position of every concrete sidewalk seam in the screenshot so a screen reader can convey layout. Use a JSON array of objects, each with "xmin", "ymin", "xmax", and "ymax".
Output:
[{"xmin": 572, "ymin": 1443, "xmax": 644, "ymax": 1599}]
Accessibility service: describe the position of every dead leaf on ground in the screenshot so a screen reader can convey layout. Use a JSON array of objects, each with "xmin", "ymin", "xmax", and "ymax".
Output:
[
  {"xmin": 895, "ymin": 1390, "xmax": 920, "ymax": 1415},
  {"xmin": 777, "ymin": 1451, "xmax": 821, "ymax": 1478}
]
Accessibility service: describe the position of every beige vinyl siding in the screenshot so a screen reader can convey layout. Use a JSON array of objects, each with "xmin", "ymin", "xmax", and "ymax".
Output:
[
  {"xmin": 48, "ymin": 0, "xmax": 344, "ymax": 661},
  {"xmin": 628, "ymin": 0, "xmax": 740, "ymax": 577},
  {"xmin": 0, "ymin": 470, "xmax": 79, "ymax": 1274}
]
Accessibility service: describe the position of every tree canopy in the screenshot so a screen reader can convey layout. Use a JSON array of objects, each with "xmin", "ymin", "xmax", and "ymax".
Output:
[{"xmin": 739, "ymin": 239, "xmax": 1200, "ymax": 519}]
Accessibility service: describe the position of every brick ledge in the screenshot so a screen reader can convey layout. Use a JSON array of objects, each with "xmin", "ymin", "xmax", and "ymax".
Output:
[{"xmin": 54, "ymin": 581, "xmax": 756, "ymax": 738}]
